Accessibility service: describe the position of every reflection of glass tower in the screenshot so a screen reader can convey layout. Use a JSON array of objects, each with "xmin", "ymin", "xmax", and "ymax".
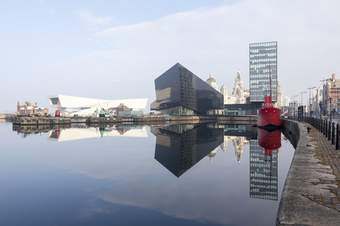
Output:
[
  {"xmin": 249, "ymin": 140, "xmax": 278, "ymax": 200},
  {"xmin": 152, "ymin": 124, "xmax": 223, "ymax": 177}
]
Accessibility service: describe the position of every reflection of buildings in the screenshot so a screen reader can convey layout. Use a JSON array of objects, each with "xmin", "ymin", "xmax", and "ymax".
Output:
[
  {"xmin": 49, "ymin": 125, "xmax": 148, "ymax": 142},
  {"xmin": 151, "ymin": 63, "xmax": 224, "ymax": 116},
  {"xmin": 12, "ymin": 124, "xmax": 59, "ymax": 137},
  {"xmin": 152, "ymin": 124, "xmax": 223, "ymax": 177},
  {"xmin": 249, "ymin": 140, "xmax": 278, "ymax": 201},
  {"xmin": 219, "ymin": 125, "xmax": 255, "ymax": 162},
  {"xmin": 219, "ymin": 136, "xmax": 249, "ymax": 162}
]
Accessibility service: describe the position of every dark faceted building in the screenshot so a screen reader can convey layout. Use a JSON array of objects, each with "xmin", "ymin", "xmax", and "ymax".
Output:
[
  {"xmin": 151, "ymin": 63, "xmax": 224, "ymax": 115},
  {"xmin": 152, "ymin": 124, "xmax": 223, "ymax": 177}
]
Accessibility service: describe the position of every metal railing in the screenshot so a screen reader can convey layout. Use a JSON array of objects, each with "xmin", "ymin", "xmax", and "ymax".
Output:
[{"xmin": 288, "ymin": 115, "xmax": 340, "ymax": 150}]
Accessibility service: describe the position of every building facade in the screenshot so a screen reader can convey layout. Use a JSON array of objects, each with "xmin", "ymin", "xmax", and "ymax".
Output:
[
  {"xmin": 232, "ymin": 72, "xmax": 248, "ymax": 104},
  {"xmin": 206, "ymin": 75, "xmax": 219, "ymax": 91},
  {"xmin": 49, "ymin": 95, "xmax": 148, "ymax": 117},
  {"xmin": 151, "ymin": 63, "xmax": 224, "ymax": 116},
  {"xmin": 16, "ymin": 101, "xmax": 48, "ymax": 116},
  {"xmin": 249, "ymin": 41, "xmax": 278, "ymax": 103},
  {"xmin": 322, "ymin": 73, "xmax": 340, "ymax": 115}
]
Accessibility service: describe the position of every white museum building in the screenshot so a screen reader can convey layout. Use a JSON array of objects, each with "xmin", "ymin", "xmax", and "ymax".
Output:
[{"xmin": 49, "ymin": 95, "xmax": 148, "ymax": 117}]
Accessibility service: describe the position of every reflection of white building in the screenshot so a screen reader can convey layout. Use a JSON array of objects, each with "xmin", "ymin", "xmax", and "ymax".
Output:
[
  {"xmin": 219, "ymin": 136, "xmax": 249, "ymax": 162},
  {"xmin": 49, "ymin": 126, "xmax": 148, "ymax": 142},
  {"xmin": 49, "ymin": 95, "xmax": 148, "ymax": 117}
]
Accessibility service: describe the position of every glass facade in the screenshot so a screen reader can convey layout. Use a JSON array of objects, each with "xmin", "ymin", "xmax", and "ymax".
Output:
[
  {"xmin": 249, "ymin": 41, "xmax": 278, "ymax": 102},
  {"xmin": 151, "ymin": 63, "xmax": 224, "ymax": 115}
]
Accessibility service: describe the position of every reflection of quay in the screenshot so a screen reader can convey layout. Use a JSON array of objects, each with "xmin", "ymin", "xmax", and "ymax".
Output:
[
  {"xmin": 12, "ymin": 124, "xmax": 148, "ymax": 141},
  {"xmin": 49, "ymin": 125, "xmax": 148, "ymax": 142},
  {"xmin": 152, "ymin": 124, "xmax": 224, "ymax": 177}
]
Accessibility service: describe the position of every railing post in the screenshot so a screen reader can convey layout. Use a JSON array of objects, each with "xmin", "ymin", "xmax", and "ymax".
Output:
[
  {"xmin": 336, "ymin": 124, "xmax": 340, "ymax": 150},
  {"xmin": 332, "ymin": 122, "xmax": 335, "ymax": 144}
]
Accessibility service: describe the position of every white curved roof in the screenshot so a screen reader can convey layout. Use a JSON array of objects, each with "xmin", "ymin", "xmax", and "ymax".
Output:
[{"xmin": 49, "ymin": 95, "xmax": 148, "ymax": 110}]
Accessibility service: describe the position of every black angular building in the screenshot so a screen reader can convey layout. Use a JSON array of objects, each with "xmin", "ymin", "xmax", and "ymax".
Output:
[{"xmin": 151, "ymin": 63, "xmax": 224, "ymax": 116}]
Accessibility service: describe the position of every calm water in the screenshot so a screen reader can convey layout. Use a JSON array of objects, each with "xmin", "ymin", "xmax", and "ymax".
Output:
[{"xmin": 0, "ymin": 122, "xmax": 295, "ymax": 226}]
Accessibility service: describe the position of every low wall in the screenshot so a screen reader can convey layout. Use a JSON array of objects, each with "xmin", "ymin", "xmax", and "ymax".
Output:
[
  {"xmin": 281, "ymin": 119, "xmax": 300, "ymax": 148},
  {"xmin": 277, "ymin": 119, "xmax": 340, "ymax": 225}
]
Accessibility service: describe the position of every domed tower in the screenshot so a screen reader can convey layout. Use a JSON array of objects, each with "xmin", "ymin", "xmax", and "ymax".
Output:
[
  {"xmin": 232, "ymin": 72, "xmax": 246, "ymax": 104},
  {"xmin": 206, "ymin": 74, "xmax": 219, "ymax": 91}
]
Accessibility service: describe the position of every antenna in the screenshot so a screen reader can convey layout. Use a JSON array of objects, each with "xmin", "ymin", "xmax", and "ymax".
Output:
[{"xmin": 268, "ymin": 64, "xmax": 272, "ymax": 98}]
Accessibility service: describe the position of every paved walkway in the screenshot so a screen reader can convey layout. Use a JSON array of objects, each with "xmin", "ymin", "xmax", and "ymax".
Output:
[{"xmin": 277, "ymin": 122, "xmax": 340, "ymax": 226}]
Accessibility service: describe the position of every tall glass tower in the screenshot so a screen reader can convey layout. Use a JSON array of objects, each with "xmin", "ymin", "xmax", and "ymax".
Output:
[{"xmin": 249, "ymin": 41, "xmax": 278, "ymax": 102}]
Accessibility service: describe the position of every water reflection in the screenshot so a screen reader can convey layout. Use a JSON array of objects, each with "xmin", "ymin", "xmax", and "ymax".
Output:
[
  {"xmin": 249, "ymin": 129, "xmax": 281, "ymax": 201},
  {"xmin": 151, "ymin": 124, "xmax": 224, "ymax": 177},
  {"xmin": 4, "ymin": 123, "xmax": 295, "ymax": 226},
  {"xmin": 13, "ymin": 124, "xmax": 148, "ymax": 141}
]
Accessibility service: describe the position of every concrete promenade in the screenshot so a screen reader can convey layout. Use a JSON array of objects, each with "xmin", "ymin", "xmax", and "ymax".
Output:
[{"xmin": 278, "ymin": 120, "xmax": 340, "ymax": 226}]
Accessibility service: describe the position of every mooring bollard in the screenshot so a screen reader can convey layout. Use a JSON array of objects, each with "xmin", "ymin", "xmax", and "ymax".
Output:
[
  {"xmin": 336, "ymin": 124, "xmax": 340, "ymax": 150},
  {"xmin": 332, "ymin": 122, "xmax": 335, "ymax": 144}
]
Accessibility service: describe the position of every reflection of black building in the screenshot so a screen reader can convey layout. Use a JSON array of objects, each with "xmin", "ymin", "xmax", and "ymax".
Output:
[
  {"xmin": 152, "ymin": 124, "xmax": 223, "ymax": 177},
  {"xmin": 249, "ymin": 140, "xmax": 278, "ymax": 200},
  {"xmin": 151, "ymin": 63, "xmax": 224, "ymax": 115},
  {"xmin": 224, "ymin": 103, "xmax": 262, "ymax": 116}
]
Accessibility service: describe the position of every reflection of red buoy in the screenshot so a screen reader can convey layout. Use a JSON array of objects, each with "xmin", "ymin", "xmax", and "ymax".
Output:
[
  {"xmin": 257, "ymin": 96, "xmax": 282, "ymax": 129},
  {"xmin": 258, "ymin": 128, "xmax": 281, "ymax": 156}
]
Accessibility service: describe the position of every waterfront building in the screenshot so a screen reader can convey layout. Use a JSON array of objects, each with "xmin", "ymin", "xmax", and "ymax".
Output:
[
  {"xmin": 311, "ymin": 86, "xmax": 323, "ymax": 116},
  {"xmin": 151, "ymin": 63, "xmax": 224, "ymax": 116},
  {"xmin": 16, "ymin": 101, "xmax": 48, "ymax": 116},
  {"xmin": 249, "ymin": 140, "xmax": 278, "ymax": 200},
  {"xmin": 249, "ymin": 41, "xmax": 278, "ymax": 103},
  {"xmin": 220, "ymin": 85, "xmax": 237, "ymax": 105},
  {"xmin": 232, "ymin": 72, "xmax": 248, "ymax": 104},
  {"xmin": 206, "ymin": 74, "xmax": 220, "ymax": 91},
  {"xmin": 276, "ymin": 82, "xmax": 290, "ymax": 108},
  {"xmin": 48, "ymin": 95, "xmax": 147, "ymax": 117},
  {"xmin": 322, "ymin": 73, "xmax": 340, "ymax": 115}
]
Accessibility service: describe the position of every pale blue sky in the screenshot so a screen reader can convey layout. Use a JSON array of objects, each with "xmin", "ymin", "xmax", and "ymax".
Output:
[{"xmin": 1, "ymin": 0, "xmax": 339, "ymax": 112}]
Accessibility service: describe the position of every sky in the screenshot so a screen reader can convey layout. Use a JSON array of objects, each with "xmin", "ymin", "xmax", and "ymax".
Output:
[{"xmin": 1, "ymin": 0, "xmax": 340, "ymax": 112}]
